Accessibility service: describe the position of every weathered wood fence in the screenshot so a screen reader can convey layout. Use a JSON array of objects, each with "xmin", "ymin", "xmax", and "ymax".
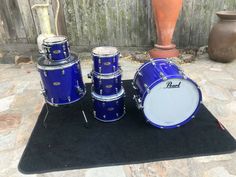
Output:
[{"xmin": 0, "ymin": 0, "xmax": 236, "ymax": 48}]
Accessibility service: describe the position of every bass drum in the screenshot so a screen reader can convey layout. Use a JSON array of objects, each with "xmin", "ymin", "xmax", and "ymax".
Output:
[{"xmin": 133, "ymin": 59, "xmax": 202, "ymax": 129}]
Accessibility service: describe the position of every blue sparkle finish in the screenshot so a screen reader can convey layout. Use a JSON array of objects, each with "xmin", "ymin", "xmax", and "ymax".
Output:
[
  {"xmin": 91, "ymin": 89, "xmax": 125, "ymax": 122},
  {"xmin": 92, "ymin": 70, "xmax": 122, "ymax": 95},
  {"xmin": 133, "ymin": 58, "xmax": 202, "ymax": 129},
  {"xmin": 43, "ymin": 36, "xmax": 70, "ymax": 61},
  {"xmin": 37, "ymin": 54, "xmax": 86, "ymax": 106}
]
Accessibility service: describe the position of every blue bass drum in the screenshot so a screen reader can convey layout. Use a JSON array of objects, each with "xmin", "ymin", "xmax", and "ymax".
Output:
[
  {"xmin": 92, "ymin": 88, "xmax": 125, "ymax": 122},
  {"xmin": 92, "ymin": 46, "xmax": 120, "ymax": 74},
  {"xmin": 133, "ymin": 59, "xmax": 202, "ymax": 129},
  {"xmin": 91, "ymin": 69, "xmax": 122, "ymax": 95},
  {"xmin": 37, "ymin": 54, "xmax": 86, "ymax": 106},
  {"xmin": 43, "ymin": 36, "xmax": 70, "ymax": 61}
]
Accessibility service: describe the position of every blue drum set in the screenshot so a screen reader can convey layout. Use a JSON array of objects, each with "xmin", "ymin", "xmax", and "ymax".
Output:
[{"xmin": 37, "ymin": 36, "xmax": 202, "ymax": 129}]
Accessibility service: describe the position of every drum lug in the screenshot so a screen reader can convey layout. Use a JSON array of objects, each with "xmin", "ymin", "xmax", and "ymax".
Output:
[
  {"xmin": 116, "ymin": 113, "xmax": 119, "ymax": 117},
  {"xmin": 99, "ymin": 67, "xmax": 102, "ymax": 73},
  {"xmin": 159, "ymin": 72, "xmax": 167, "ymax": 80},
  {"xmin": 179, "ymin": 70, "xmax": 187, "ymax": 79},
  {"xmin": 113, "ymin": 66, "xmax": 116, "ymax": 72},
  {"xmin": 115, "ymin": 78, "xmax": 118, "ymax": 83},
  {"xmin": 49, "ymin": 54, "xmax": 52, "ymax": 60},
  {"xmin": 116, "ymin": 101, "xmax": 119, "ymax": 105},
  {"xmin": 100, "ymin": 89, "xmax": 103, "ymax": 95},
  {"xmin": 150, "ymin": 59, "xmax": 156, "ymax": 66},
  {"xmin": 98, "ymin": 58, "xmax": 101, "ymax": 64},
  {"xmin": 64, "ymin": 51, "xmax": 67, "ymax": 57},
  {"xmin": 68, "ymin": 96, "xmax": 71, "ymax": 102},
  {"xmin": 138, "ymin": 72, "xmax": 143, "ymax": 77},
  {"xmin": 113, "ymin": 57, "xmax": 116, "ymax": 63},
  {"xmin": 99, "ymin": 79, "xmax": 102, "ymax": 85},
  {"xmin": 76, "ymin": 86, "xmax": 83, "ymax": 94},
  {"xmin": 43, "ymin": 71, "xmax": 47, "ymax": 77},
  {"xmin": 144, "ymin": 84, "xmax": 150, "ymax": 94},
  {"xmin": 62, "ymin": 69, "xmax": 65, "ymax": 75},
  {"xmin": 93, "ymin": 111, "xmax": 96, "ymax": 116},
  {"xmin": 51, "ymin": 98, "xmax": 54, "ymax": 104},
  {"xmin": 102, "ymin": 102, "xmax": 105, "ymax": 107},
  {"xmin": 115, "ymin": 88, "xmax": 118, "ymax": 93},
  {"xmin": 103, "ymin": 115, "xmax": 106, "ymax": 119},
  {"xmin": 191, "ymin": 115, "xmax": 195, "ymax": 119}
]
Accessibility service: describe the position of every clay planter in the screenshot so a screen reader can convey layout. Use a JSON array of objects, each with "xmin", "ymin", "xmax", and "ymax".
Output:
[
  {"xmin": 149, "ymin": 0, "xmax": 182, "ymax": 58},
  {"xmin": 208, "ymin": 11, "xmax": 236, "ymax": 63}
]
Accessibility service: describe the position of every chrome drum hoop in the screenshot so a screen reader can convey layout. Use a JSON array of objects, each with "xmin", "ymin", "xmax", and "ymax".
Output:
[{"xmin": 91, "ymin": 88, "xmax": 125, "ymax": 102}]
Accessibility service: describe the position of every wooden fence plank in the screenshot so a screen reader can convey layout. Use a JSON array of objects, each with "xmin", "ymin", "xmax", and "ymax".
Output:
[{"xmin": 16, "ymin": 0, "xmax": 37, "ymax": 43}]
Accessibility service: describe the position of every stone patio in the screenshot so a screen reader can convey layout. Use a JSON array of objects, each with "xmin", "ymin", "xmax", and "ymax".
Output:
[{"xmin": 0, "ymin": 53, "xmax": 235, "ymax": 177}]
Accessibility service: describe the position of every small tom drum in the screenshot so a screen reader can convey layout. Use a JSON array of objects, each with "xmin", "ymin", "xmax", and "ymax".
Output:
[
  {"xmin": 43, "ymin": 36, "xmax": 70, "ymax": 61},
  {"xmin": 92, "ymin": 46, "xmax": 120, "ymax": 74}
]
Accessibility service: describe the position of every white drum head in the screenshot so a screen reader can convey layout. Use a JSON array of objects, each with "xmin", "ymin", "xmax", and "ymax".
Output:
[
  {"xmin": 44, "ymin": 36, "xmax": 67, "ymax": 44},
  {"xmin": 92, "ymin": 46, "xmax": 118, "ymax": 56},
  {"xmin": 143, "ymin": 78, "xmax": 200, "ymax": 127}
]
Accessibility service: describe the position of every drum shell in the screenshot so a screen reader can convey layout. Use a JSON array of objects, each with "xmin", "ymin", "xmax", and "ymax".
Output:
[
  {"xmin": 92, "ymin": 54, "xmax": 119, "ymax": 74},
  {"xmin": 133, "ymin": 59, "xmax": 181, "ymax": 101},
  {"xmin": 92, "ymin": 70, "xmax": 122, "ymax": 95},
  {"xmin": 92, "ymin": 90, "xmax": 125, "ymax": 122},
  {"xmin": 37, "ymin": 56, "xmax": 85, "ymax": 105},
  {"xmin": 43, "ymin": 40, "xmax": 70, "ymax": 61}
]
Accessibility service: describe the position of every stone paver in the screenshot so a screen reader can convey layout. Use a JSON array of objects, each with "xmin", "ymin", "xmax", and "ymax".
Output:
[{"xmin": 0, "ymin": 54, "xmax": 235, "ymax": 177}]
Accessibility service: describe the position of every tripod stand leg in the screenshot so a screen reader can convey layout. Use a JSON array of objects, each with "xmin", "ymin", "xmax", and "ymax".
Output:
[{"xmin": 43, "ymin": 102, "xmax": 49, "ymax": 128}]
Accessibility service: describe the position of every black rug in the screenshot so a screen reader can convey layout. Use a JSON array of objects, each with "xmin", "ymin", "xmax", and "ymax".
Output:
[{"xmin": 18, "ymin": 80, "xmax": 236, "ymax": 174}]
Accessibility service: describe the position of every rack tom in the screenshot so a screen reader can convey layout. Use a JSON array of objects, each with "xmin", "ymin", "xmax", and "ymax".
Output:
[
  {"xmin": 92, "ymin": 46, "xmax": 120, "ymax": 74},
  {"xmin": 43, "ymin": 36, "xmax": 70, "ymax": 61}
]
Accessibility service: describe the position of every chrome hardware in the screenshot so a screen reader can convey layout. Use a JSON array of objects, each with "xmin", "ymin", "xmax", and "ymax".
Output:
[
  {"xmin": 93, "ymin": 111, "xmax": 96, "ymax": 116},
  {"xmin": 116, "ymin": 101, "xmax": 119, "ymax": 105},
  {"xmin": 138, "ymin": 72, "xmax": 143, "ymax": 77},
  {"xmin": 102, "ymin": 102, "xmax": 105, "ymax": 107},
  {"xmin": 115, "ymin": 88, "xmax": 118, "ymax": 93},
  {"xmin": 144, "ymin": 84, "xmax": 150, "ymax": 94},
  {"xmin": 64, "ymin": 51, "xmax": 67, "ymax": 57},
  {"xmin": 113, "ymin": 66, "xmax": 116, "ymax": 72},
  {"xmin": 99, "ymin": 67, "xmax": 102, "ymax": 73},
  {"xmin": 179, "ymin": 70, "xmax": 187, "ymax": 79},
  {"xmin": 150, "ymin": 59, "xmax": 156, "ymax": 66},
  {"xmin": 76, "ymin": 86, "xmax": 83, "ymax": 94},
  {"xmin": 177, "ymin": 125, "xmax": 180, "ymax": 128},
  {"xmin": 51, "ymin": 98, "xmax": 54, "ymax": 104},
  {"xmin": 99, "ymin": 79, "xmax": 102, "ymax": 85},
  {"xmin": 159, "ymin": 72, "xmax": 167, "ymax": 80},
  {"xmin": 113, "ymin": 57, "xmax": 116, "ymax": 63},
  {"xmin": 100, "ymin": 89, "xmax": 103, "ymax": 95},
  {"xmin": 98, "ymin": 58, "xmax": 101, "ymax": 64},
  {"xmin": 43, "ymin": 71, "xmax": 47, "ymax": 77},
  {"xmin": 62, "ymin": 69, "xmax": 65, "ymax": 75},
  {"xmin": 133, "ymin": 95, "xmax": 143, "ymax": 109},
  {"xmin": 68, "ymin": 96, "xmax": 71, "ymax": 102},
  {"xmin": 115, "ymin": 78, "xmax": 118, "ymax": 83},
  {"xmin": 116, "ymin": 113, "xmax": 119, "ymax": 117},
  {"xmin": 103, "ymin": 115, "xmax": 106, "ymax": 119},
  {"xmin": 49, "ymin": 54, "xmax": 52, "ymax": 59},
  {"xmin": 63, "ymin": 44, "xmax": 66, "ymax": 50},
  {"xmin": 192, "ymin": 115, "xmax": 195, "ymax": 119}
]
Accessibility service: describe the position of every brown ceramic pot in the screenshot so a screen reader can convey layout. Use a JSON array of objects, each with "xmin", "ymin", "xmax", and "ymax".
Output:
[
  {"xmin": 208, "ymin": 11, "xmax": 236, "ymax": 63},
  {"xmin": 149, "ymin": 0, "xmax": 182, "ymax": 58}
]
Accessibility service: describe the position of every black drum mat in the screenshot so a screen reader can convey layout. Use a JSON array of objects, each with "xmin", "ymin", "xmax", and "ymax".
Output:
[{"xmin": 18, "ymin": 80, "xmax": 236, "ymax": 174}]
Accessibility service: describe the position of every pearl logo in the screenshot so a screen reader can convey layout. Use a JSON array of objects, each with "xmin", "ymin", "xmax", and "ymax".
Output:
[{"xmin": 166, "ymin": 81, "xmax": 181, "ymax": 88}]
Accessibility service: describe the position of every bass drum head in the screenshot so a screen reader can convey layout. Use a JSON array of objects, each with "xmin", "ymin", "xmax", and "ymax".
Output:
[{"xmin": 143, "ymin": 78, "xmax": 201, "ymax": 128}]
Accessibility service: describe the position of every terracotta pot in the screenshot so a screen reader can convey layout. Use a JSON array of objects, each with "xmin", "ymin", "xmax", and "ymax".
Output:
[
  {"xmin": 149, "ymin": 0, "xmax": 183, "ymax": 58},
  {"xmin": 208, "ymin": 11, "xmax": 236, "ymax": 63}
]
